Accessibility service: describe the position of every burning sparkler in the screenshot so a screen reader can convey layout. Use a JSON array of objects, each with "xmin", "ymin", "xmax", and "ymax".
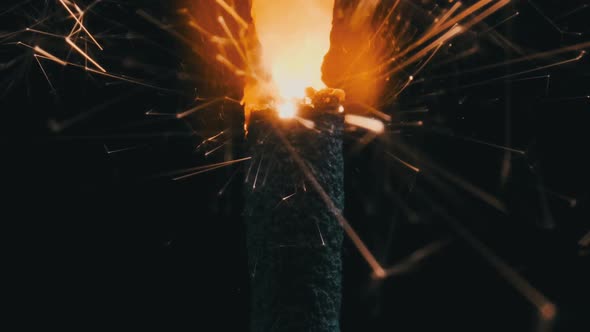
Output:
[{"xmin": 2, "ymin": 0, "xmax": 589, "ymax": 331}]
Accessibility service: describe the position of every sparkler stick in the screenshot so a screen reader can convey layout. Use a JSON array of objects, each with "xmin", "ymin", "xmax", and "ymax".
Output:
[{"xmin": 245, "ymin": 90, "xmax": 346, "ymax": 331}]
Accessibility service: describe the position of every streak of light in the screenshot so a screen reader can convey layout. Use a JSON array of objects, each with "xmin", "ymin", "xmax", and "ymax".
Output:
[
  {"xmin": 282, "ymin": 192, "xmax": 297, "ymax": 201},
  {"xmin": 543, "ymin": 95, "xmax": 589, "ymax": 102},
  {"xmin": 392, "ymin": 75, "xmax": 414, "ymax": 99},
  {"xmin": 479, "ymin": 11, "xmax": 519, "ymax": 35},
  {"xmin": 345, "ymin": 114, "xmax": 385, "ymax": 134},
  {"xmin": 455, "ymin": 51, "xmax": 585, "ymax": 90},
  {"xmin": 145, "ymin": 109, "xmax": 176, "ymax": 117},
  {"xmin": 554, "ymin": 4, "xmax": 589, "ymax": 21},
  {"xmin": 31, "ymin": 45, "xmax": 67, "ymax": 66},
  {"xmin": 435, "ymin": 165, "xmax": 507, "ymax": 213},
  {"xmin": 103, "ymin": 145, "xmax": 139, "ymax": 155},
  {"xmin": 432, "ymin": 202, "xmax": 556, "ymax": 321},
  {"xmin": 345, "ymin": 102, "xmax": 391, "ymax": 121},
  {"xmin": 171, "ymin": 157, "xmax": 252, "ymax": 181},
  {"xmin": 136, "ymin": 9, "xmax": 207, "ymax": 59},
  {"xmin": 273, "ymin": 125, "xmax": 386, "ymax": 278},
  {"xmin": 252, "ymin": 155, "xmax": 263, "ymax": 190},
  {"xmin": 509, "ymin": 74, "xmax": 550, "ymax": 82},
  {"xmin": 431, "ymin": 2, "xmax": 463, "ymax": 31},
  {"xmin": 196, "ymin": 130, "xmax": 226, "ymax": 150},
  {"xmin": 204, "ymin": 140, "xmax": 229, "ymax": 156},
  {"xmin": 273, "ymin": 190, "xmax": 295, "ymax": 209},
  {"xmin": 431, "ymin": 46, "xmax": 480, "ymax": 68},
  {"xmin": 315, "ymin": 220, "xmax": 326, "ymax": 246},
  {"xmin": 25, "ymin": 28, "xmax": 65, "ymax": 38},
  {"xmin": 58, "ymin": 0, "xmax": 103, "ymax": 50},
  {"xmin": 537, "ymin": 186, "xmax": 577, "ymax": 208},
  {"xmin": 457, "ymin": 0, "xmax": 511, "ymax": 33},
  {"xmin": 387, "ymin": 152, "xmax": 420, "ymax": 173},
  {"xmin": 218, "ymin": 167, "xmax": 241, "ymax": 196},
  {"xmin": 392, "ymin": 121, "xmax": 423, "ymax": 127},
  {"xmin": 342, "ymin": 0, "xmax": 401, "ymax": 75},
  {"xmin": 411, "ymin": 41, "xmax": 443, "ymax": 79},
  {"xmin": 187, "ymin": 20, "xmax": 214, "ymax": 39},
  {"xmin": 216, "ymin": 54, "xmax": 247, "ymax": 77},
  {"xmin": 214, "ymin": 0, "xmax": 249, "ymax": 29},
  {"xmin": 33, "ymin": 55, "xmax": 55, "ymax": 90},
  {"xmin": 173, "ymin": 165, "xmax": 227, "ymax": 181},
  {"xmin": 294, "ymin": 116, "xmax": 316, "ymax": 130},
  {"xmin": 376, "ymin": 238, "xmax": 453, "ymax": 279},
  {"xmin": 65, "ymin": 36, "xmax": 106, "ymax": 72},
  {"xmin": 399, "ymin": 0, "xmax": 492, "ymax": 61},
  {"xmin": 380, "ymin": 26, "xmax": 463, "ymax": 79},
  {"xmin": 217, "ymin": 16, "xmax": 249, "ymax": 68},
  {"xmin": 528, "ymin": 0, "xmax": 582, "ymax": 35},
  {"xmin": 398, "ymin": 107, "xmax": 429, "ymax": 114},
  {"xmin": 176, "ymin": 98, "xmax": 225, "ymax": 119},
  {"xmin": 244, "ymin": 156, "xmax": 256, "ymax": 183},
  {"xmin": 425, "ymin": 41, "xmax": 590, "ymax": 81},
  {"xmin": 0, "ymin": 0, "xmax": 33, "ymax": 17},
  {"xmin": 449, "ymin": 133, "xmax": 526, "ymax": 155},
  {"xmin": 83, "ymin": 67, "xmax": 175, "ymax": 92}
]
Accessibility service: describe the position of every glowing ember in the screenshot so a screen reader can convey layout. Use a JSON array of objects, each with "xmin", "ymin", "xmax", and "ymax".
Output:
[{"xmin": 250, "ymin": 0, "xmax": 335, "ymax": 117}]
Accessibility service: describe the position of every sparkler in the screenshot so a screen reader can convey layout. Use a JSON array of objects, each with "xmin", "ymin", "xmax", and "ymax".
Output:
[{"xmin": 2, "ymin": 0, "xmax": 589, "ymax": 331}]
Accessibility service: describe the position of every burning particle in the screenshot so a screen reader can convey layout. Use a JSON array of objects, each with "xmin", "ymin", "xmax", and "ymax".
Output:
[{"xmin": 345, "ymin": 114, "xmax": 385, "ymax": 134}]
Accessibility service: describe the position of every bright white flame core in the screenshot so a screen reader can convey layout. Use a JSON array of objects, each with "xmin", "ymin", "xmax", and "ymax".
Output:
[{"xmin": 251, "ymin": 0, "xmax": 335, "ymax": 112}]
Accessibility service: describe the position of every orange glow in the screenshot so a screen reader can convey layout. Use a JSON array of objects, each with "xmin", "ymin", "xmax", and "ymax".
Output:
[
  {"xmin": 250, "ymin": 0, "xmax": 335, "ymax": 112},
  {"xmin": 277, "ymin": 100, "xmax": 297, "ymax": 118}
]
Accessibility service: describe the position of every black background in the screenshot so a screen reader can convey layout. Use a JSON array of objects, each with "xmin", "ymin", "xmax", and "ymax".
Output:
[{"xmin": 2, "ymin": 0, "xmax": 589, "ymax": 331}]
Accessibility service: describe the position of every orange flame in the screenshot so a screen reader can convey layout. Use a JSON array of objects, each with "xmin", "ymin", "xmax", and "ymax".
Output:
[{"xmin": 250, "ymin": 0, "xmax": 334, "ymax": 106}]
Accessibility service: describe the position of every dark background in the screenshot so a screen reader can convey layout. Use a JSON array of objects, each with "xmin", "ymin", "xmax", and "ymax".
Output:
[{"xmin": 2, "ymin": 0, "xmax": 589, "ymax": 330}]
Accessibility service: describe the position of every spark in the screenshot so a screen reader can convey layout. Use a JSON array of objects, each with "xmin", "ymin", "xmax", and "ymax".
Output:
[
  {"xmin": 103, "ymin": 145, "xmax": 139, "ymax": 155},
  {"xmin": 554, "ymin": 4, "xmax": 589, "ymax": 21},
  {"xmin": 214, "ymin": 0, "xmax": 249, "ymax": 29},
  {"xmin": 58, "ymin": 0, "xmax": 103, "ymax": 50},
  {"xmin": 171, "ymin": 157, "xmax": 252, "ymax": 181},
  {"xmin": 345, "ymin": 102, "xmax": 391, "ymax": 121},
  {"xmin": 315, "ymin": 220, "xmax": 326, "ymax": 246},
  {"xmin": 204, "ymin": 140, "xmax": 229, "ymax": 156},
  {"xmin": 32, "ymin": 45, "xmax": 67, "ymax": 66},
  {"xmin": 387, "ymin": 152, "xmax": 420, "ymax": 173},
  {"xmin": 446, "ymin": 208, "xmax": 555, "ymax": 320},
  {"xmin": 345, "ymin": 114, "xmax": 385, "ymax": 134},
  {"xmin": 455, "ymin": 51, "xmax": 585, "ymax": 90},
  {"xmin": 479, "ymin": 11, "xmax": 520, "ymax": 35},
  {"xmin": 377, "ymin": 238, "xmax": 452, "ymax": 279},
  {"xmin": 218, "ymin": 167, "xmax": 241, "ymax": 197},
  {"xmin": 25, "ymin": 28, "xmax": 65, "ymax": 38},
  {"xmin": 294, "ymin": 116, "xmax": 315, "ymax": 130},
  {"xmin": 537, "ymin": 186, "xmax": 578, "ymax": 208},
  {"xmin": 425, "ymin": 41, "xmax": 590, "ymax": 81},
  {"xmin": 392, "ymin": 75, "xmax": 415, "ymax": 99},
  {"xmin": 252, "ymin": 156, "xmax": 263, "ymax": 190},
  {"xmin": 65, "ymin": 36, "xmax": 106, "ymax": 72},
  {"xmin": 281, "ymin": 192, "xmax": 297, "ymax": 201},
  {"xmin": 448, "ymin": 134, "xmax": 526, "ymax": 155},
  {"xmin": 528, "ymin": 0, "xmax": 583, "ymax": 36},
  {"xmin": 196, "ymin": 130, "xmax": 227, "ymax": 150},
  {"xmin": 398, "ymin": 107, "xmax": 429, "ymax": 114},
  {"xmin": 176, "ymin": 98, "xmax": 225, "ymax": 119},
  {"xmin": 217, "ymin": 16, "xmax": 248, "ymax": 65},
  {"xmin": 33, "ymin": 55, "xmax": 55, "ymax": 91},
  {"xmin": 144, "ymin": 109, "xmax": 176, "ymax": 117}
]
